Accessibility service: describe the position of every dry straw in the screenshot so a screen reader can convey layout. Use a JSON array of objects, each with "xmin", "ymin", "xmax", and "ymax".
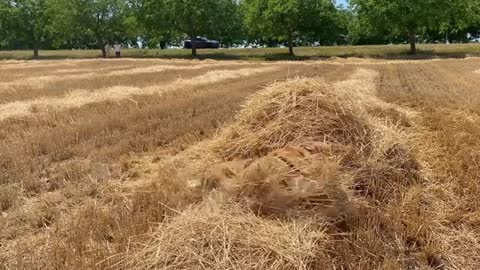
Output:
[
  {"xmin": 214, "ymin": 78, "xmax": 370, "ymax": 160},
  {"xmin": 123, "ymin": 69, "xmax": 425, "ymax": 269},
  {"xmin": 0, "ymin": 66, "xmax": 278, "ymax": 120},
  {"xmin": 123, "ymin": 198, "xmax": 329, "ymax": 270}
]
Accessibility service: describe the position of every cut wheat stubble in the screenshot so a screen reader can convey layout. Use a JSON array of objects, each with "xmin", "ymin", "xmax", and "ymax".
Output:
[
  {"xmin": 0, "ymin": 62, "xmax": 257, "ymax": 91},
  {"xmin": 3, "ymin": 58, "xmax": 478, "ymax": 269},
  {"xmin": 0, "ymin": 66, "xmax": 280, "ymax": 121}
]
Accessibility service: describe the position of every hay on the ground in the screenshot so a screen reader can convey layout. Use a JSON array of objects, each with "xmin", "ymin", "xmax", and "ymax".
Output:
[
  {"xmin": 124, "ymin": 74, "xmax": 424, "ymax": 269},
  {"xmin": 123, "ymin": 198, "xmax": 330, "ymax": 270},
  {"xmin": 203, "ymin": 143, "xmax": 353, "ymax": 218},
  {"xmin": 214, "ymin": 78, "xmax": 370, "ymax": 160}
]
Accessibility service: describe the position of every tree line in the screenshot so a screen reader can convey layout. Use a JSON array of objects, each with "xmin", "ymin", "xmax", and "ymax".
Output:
[{"xmin": 1, "ymin": 0, "xmax": 479, "ymax": 58}]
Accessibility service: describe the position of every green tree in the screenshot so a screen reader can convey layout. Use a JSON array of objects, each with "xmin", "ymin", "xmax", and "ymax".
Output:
[
  {"xmin": 350, "ymin": 0, "xmax": 479, "ymax": 54},
  {"xmin": 137, "ymin": 0, "xmax": 179, "ymax": 49},
  {"xmin": 0, "ymin": 0, "xmax": 11, "ymax": 47},
  {"xmin": 309, "ymin": 2, "xmax": 348, "ymax": 45},
  {"xmin": 209, "ymin": 0, "xmax": 245, "ymax": 47},
  {"xmin": 141, "ymin": 0, "xmax": 241, "ymax": 56},
  {"xmin": 52, "ymin": 0, "xmax": 128, "ymax": 57},
  {"xmin": 242, "ymin": 0, "xmax": 336, "ymax": 56},
  {"xmin": 437, "ymin": 0, "xmax": 480, "ymax": 43},
  {"xmin": 122, "ymin": 0, "xmax": 147, "ymax": 47},
  {"xmin": 1, "ymin": 0, "xmax": 51, "ymax": 58},
  {"xmin": 350, "ymin": 0, "xmax": 429, "ymax": 54},
  {"xmin": 347, "ymin": 6, "xmax": 392, "ymax": 45}
]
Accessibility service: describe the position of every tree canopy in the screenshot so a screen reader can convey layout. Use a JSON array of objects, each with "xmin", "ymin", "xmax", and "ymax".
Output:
[
  {"xmin": 242, "ymin": 0, "xmax": 340, "ymax": 55},
  {"xmin": 51, "ymin": 0, "xmax": 129, "ymax": 57},
  {"xmin": 1, "ymin": 0, "xmax": 52, "ymax": 57},
  {"xmin": 350, "ymin": 0, "xmax": 480, "ymax": 53},
  {"xmin": 141, "ymin": 0, "xmax": 242, "ymax": 56},
  {"xmin": 1, "ymin": 0, "xmax": 479, "ymax": 57}
]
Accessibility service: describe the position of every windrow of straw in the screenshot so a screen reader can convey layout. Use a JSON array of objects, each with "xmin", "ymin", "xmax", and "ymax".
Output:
[
  {"xmin": 123, "ymin": 69, "xmax": 426, "ymax": 269},
  {"xmin": 124, "ymin": 197, "xmax": 330, "ymax": 270},
  {"xmin": 213, "ymin": 78, "xmax": 370, "ymax": 160}
]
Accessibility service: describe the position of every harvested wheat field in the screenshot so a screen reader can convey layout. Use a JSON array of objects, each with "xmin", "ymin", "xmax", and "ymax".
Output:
[{"xmin": 0, "ymin": 57, "xmax": 480, "ymax": 270}]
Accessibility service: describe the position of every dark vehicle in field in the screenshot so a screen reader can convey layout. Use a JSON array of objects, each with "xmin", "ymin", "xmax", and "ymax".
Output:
[{"xmin": 184, "ymin": 36, "xmax": 220, "ymax": 49}]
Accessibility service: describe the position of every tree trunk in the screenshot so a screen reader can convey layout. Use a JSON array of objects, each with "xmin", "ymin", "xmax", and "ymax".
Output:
[
  {"xmin": 94, "ymin": 32, "xmax": 106, "ymax": 58},
  {"xmin": 160, "ymin": 40, "xmax": 167, "ymax": 50},
  {"xmin": 188, "ymin": 15, "xmax": 197, "ymax": 57},
  {"xmin": 408, "ymin": 27, "xmax": 417, "ymax": 55},
  {"xmin": 288, "ymin": 31, "xmax": 294, "ymax": 56},
  {"xmin": 190, "ymin": 35, "xmax": 197, "ymax": 57},
  {"xmin": 33, "ymin": 41, "xmax": 39, "ymax": 59}
]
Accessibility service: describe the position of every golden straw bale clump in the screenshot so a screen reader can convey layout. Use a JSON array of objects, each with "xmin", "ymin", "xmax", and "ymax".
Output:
[
  {"xmin": 211, "ymin": 75, "xmax": 420, "ymax": 205},
  {"xmin": 125, "ymin": 74, "xmax": 423, "ymax": 269},
  {"xmin": 214, "ymin": 78, "xmax": 370, "ymax": 160},
  {"xmin": 123, "ymin": 199, "xmax": 330, "ymax": 270},
  {"xmin": 203, "ymin": 144, "xmax": 354, "ymax": 218}
]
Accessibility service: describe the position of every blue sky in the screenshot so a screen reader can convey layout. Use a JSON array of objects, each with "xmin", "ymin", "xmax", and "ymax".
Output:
[{"xmin": 337, "ymin": 0, "xmax": 348, "ymax": 7}]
